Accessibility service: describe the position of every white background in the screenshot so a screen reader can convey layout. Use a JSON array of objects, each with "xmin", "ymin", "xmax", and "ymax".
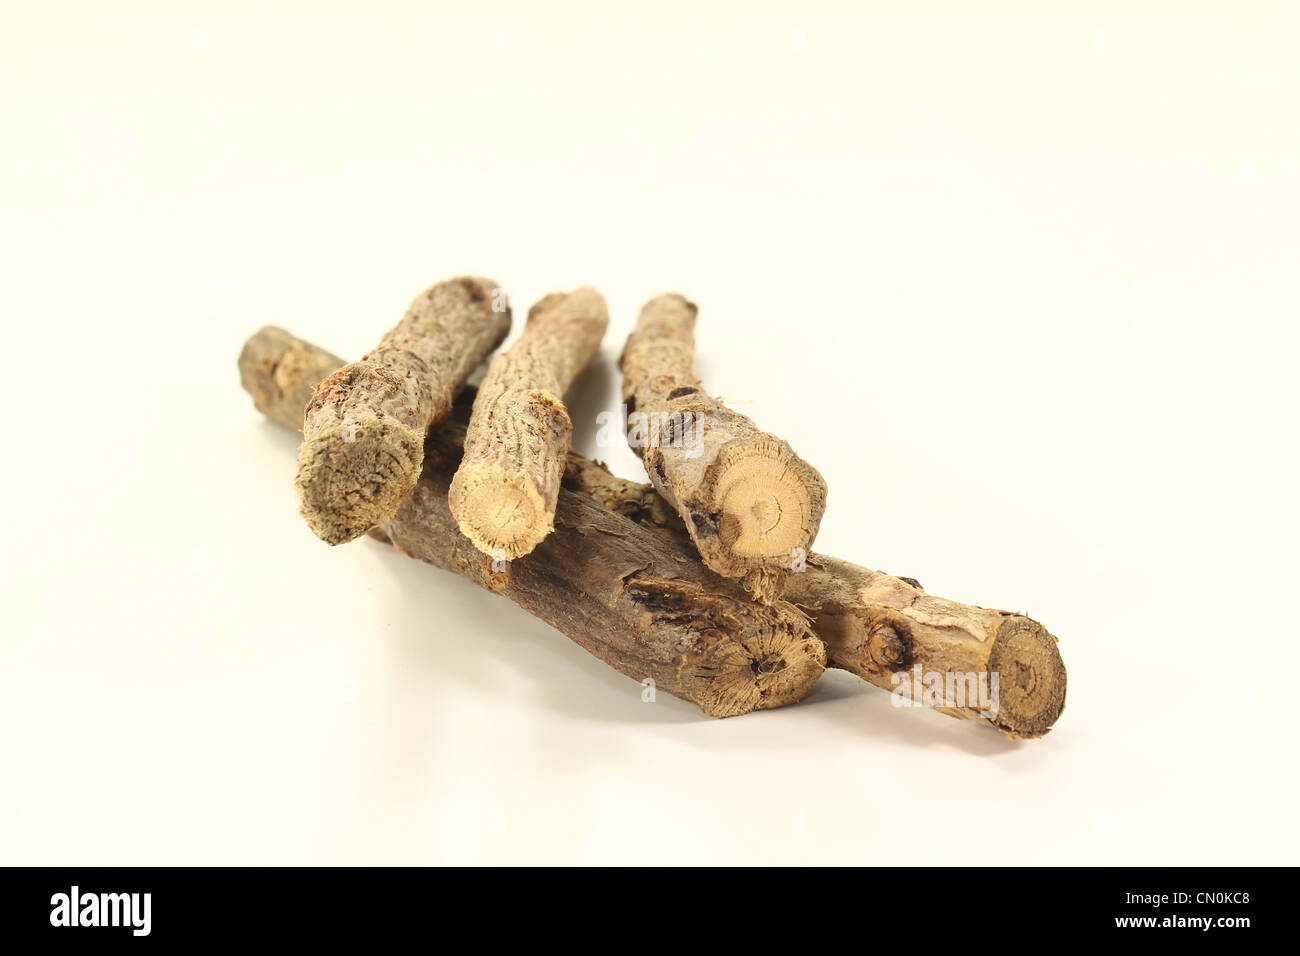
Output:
[{"xmin": 3, "ymin": 2, "xmax": 1297, "ymax": 864}]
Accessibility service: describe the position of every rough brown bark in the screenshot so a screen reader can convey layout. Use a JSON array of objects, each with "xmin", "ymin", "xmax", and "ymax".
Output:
[
  {"xmin": 243, "ymin": 327, "xmax": 1067, "ymax": 737},
  {"xmin": 782, "ymin": 556, "xmax": 1067, "ymax": 737},
  {"xmin": 243, "ymin": 327, "xmax": 825, "ymax": 718},
  {"xmin": 294, "ymin": 277, "xmax": 511, "ymax": 546},
  {"xmin": 619, "ymin": 293, "xmax": 827, "ymax": 603},
  {"xmin": 449, "ymin": 287, "xmax": 608, "ymax": 560},
  {"xmin": 570, "ymin": 456, "xmax": 1066, "ymax": 737}
]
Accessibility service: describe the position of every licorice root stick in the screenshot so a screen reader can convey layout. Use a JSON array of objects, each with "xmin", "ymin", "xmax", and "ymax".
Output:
[
  {"xmin": 449, "ymin": 287, "xmax": 608, "ymax": 559},
  {"xmin": 619, "ymin": 293, "xmax": 827, "ymax": 603},
  {"xmin": 294, "ymin": 277, "xmax": 511, "ymax": 545}
]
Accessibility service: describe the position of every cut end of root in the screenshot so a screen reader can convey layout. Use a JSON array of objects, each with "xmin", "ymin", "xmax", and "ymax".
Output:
[
  {"xmin": 448, "ymin": 460, "xmax": 553, "ymax": 560},
  {"xmin": 987, "ymin": 616, "xmax": 1068, "ymax": 738},
  {"xmin": 687, "ymin": 624, "xmax": 826, "ymax": 718},
  {"xmin": 711, "ymin": 436, "xmax": 827, "ymax": 565},
  {"xmin": 294, "ymin": 419, "xmax": 424, "ymax": 545}
]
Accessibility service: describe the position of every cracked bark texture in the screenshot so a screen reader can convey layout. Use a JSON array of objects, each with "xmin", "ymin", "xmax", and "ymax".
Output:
[
  {"xmin": 243, "ymin": 327, "xmax": 1067, "ymax": 737},
  {"xmin": 571, "ymin": 457, "xmax": 1066, "ymax": 737},
  {"xmin": 449, "ymin": 287, "xmax": 608, "ymax": 560},
  {"xmin": 782, "ymin": 555, "xmax": 1067, "ymax": 737},
  {"xmin": 244, "ymin": 327, "xmax": 825, "ymax": 718},
  {"xmin": 619, "ymin": 293, "xmax": 827, "ymax": 604},
  {"xmin": 294, "ymin": 277, "xmax": 511, "ymax": 546}
]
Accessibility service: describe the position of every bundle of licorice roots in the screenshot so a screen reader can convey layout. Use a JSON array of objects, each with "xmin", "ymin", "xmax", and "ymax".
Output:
[{"xmin": 239, "ymin": 278, "xmax": 1066, "ymax": 737}]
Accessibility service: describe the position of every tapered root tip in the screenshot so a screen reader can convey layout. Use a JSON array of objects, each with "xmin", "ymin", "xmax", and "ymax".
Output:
[
  {"xmin": 987, "ymin": 617, "xmax": 1067, "ymax": 738},
  {"xmin": 448, "ymin": 461, "xmax": 552, "ymax": 560},
  {"xmin": 294, "ymin": 419, "xmax": 424, "ymax": 545},
  {"xmin": 687, "ymin": 624, "xmax": 826, "ymax": 718},
  {"xmin": 711, "ymin": 437, "xmax": 827, "ymax": 564}
]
